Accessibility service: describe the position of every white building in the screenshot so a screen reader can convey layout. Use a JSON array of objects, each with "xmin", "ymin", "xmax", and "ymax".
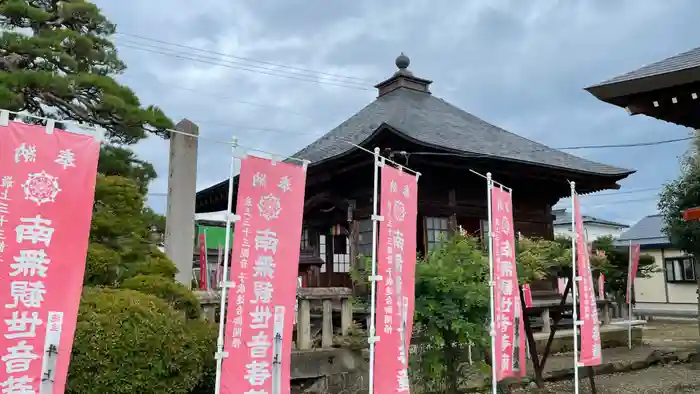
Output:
[
  {"xmin": 614, "ymin": 214, "xmax": 698, "ymax": 318},
  {"xmin": 552, "ymin": 208, "xmax": 629, "ymax": 240}
]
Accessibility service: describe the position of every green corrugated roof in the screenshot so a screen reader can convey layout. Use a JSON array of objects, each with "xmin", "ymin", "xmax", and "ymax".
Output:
[{"xmin": 196, "ymin": 222, "xmax": 233, "ymax": 249}]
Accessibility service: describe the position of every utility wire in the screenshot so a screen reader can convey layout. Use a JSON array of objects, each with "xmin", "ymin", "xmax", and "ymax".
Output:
[
  {"xmin": 405, "ymin": 136, "xmax": 694, "ymax": 160},
  {"xmin": 116, "ymin": 41, "xmax": 371, "ymax": 91},
  {"xmin": 118, "ymin": 75, "xmax": 315, "ymax": 118},
  {"xmin": 115, "ymin": 31, "xmax": 375, "ymax": 84}
]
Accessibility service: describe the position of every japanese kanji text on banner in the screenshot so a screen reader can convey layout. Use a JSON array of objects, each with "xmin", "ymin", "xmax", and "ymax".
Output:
[
  {"xmin": 374, "ymin": 164, "xmax": 418, "ymax": 393},
  {"xmin": 489, "ymin": 186, "xmax": 526, "ymax": 381},
  {"xmin": 0, "ymin": 121, "xmax": 100, "ymax": 393},
  {"xmin": 573, "ymin": 194, "xmax": 602, "ymax": 366},
  {"xmin": 219, "ymin": 155, "xmax": 306, "ymax": 394}
]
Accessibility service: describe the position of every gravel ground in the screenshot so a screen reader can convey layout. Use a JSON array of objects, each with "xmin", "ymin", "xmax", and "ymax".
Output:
[{"xmin": 513, "ymin": 363, "xmax": 700, "ymax": 393}]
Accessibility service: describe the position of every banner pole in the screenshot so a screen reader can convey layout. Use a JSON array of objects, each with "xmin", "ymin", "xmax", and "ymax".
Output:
[
  {"xmin": 628, "ymin": 240, "xmax": 632, "ymax": 350},
  {"xmin": 486, "ymin": 173, "xmax": 498, "ymax": 394},
  {"xmin": 204, "ymin": 228, "xmax": 210, "ymax": 290},
  {"xmin": 570, "ymin": 181, "xmax": 581, "ymax": 394},
  {"xmin": 367, "ymin": 147, "xmax": 383, "ymax": 394},
  {"xmin": 214, "ymin": 137, "xmax": 240, "ymax": 394}
]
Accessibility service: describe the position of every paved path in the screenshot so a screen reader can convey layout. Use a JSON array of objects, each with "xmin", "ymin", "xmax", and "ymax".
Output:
[
  {"xmin": 642, "ymin": 320, "xmax": 700, "ymax": 347},
  {"xmin": 527, "ymin": 345, "xmax": 657, "ymax": 376}
]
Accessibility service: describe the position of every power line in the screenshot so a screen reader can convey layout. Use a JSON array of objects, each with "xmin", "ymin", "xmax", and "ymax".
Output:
[
  {"xmin": 582, "ymin": 187, "xmax": 660, "ymax": 197},
  {"xmin": 406, "ymin": 136, "xmax": 693, "ymax": 160},
  {"xmin": 116, "ymin": 41, "xmax": 371, "ymax": 91},
  {"xmin": 582, "ymin": 197, "xmax": 658, "ymax": 208},
  {"xmin": 119, "ymin": 75, "xmax": 315, "ymax": 118},
  {"xmin": 115, "ymin": 32, "xmax": 375, "ymax": 84},
  {"xmin": 146, "ymin": 191, "xmax": 660, "ymax": 210}
]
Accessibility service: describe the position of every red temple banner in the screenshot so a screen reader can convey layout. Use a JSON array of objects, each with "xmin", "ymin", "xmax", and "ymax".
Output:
[
  {"xmin": 490, "ymin": 186, "xmax": 526, "ymax": 381},
  {"xmin": 573, "ymin": 194, "xmax": 602, "ymax": 366},
  {"xmin": 374, "ymin": 164, "xmax": 418, "ymax": 393},
  {"xmin": 220, "ymin": 155, "xmax": 306, "ymax": 394},
  {"xmin": 626, "ymin": 244, "xmax": 640, "ymax": 304},
  {"xmin": 522, "ymin": 283, "xmax": 533, "ymax": 308},
  {"xmin": 598, "ymin": 274, "xmax": 605, "ymax": 300},
  {"xmin": 0, "ymin": 121, "xmax": 100, "ymax": 393},
  {"xmin": 199, "ymin": 233, "xmax": 208, "ymax": 290}
]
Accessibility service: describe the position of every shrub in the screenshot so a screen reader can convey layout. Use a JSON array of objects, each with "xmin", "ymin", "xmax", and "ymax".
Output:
[
  {"xmin": 188, "ymin": 322, "xmax": 217, "ymax": 394},
  {"xmin": 84, "ymin": 243, "xmax": 122, "ymax": 286},
  {"xmin": 129, "ymin": 249, "xmax": 178, "ymax": 279},
  {"xmin": 121, "ymin": 275, "xmax": 201, "ymax": 319},
  {"xmin": 67, "ymin": 288, "xmax": 212, "ymax": 394}
]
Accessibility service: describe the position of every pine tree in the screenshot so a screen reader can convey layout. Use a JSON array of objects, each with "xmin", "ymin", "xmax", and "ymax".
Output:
[
  {"xmin": 1, "ymin": 2, "xmax": 215, "ymax": 391},
  {"xmin": 0, "ymin": 0, "xmax": 172, "ymax": 142}
]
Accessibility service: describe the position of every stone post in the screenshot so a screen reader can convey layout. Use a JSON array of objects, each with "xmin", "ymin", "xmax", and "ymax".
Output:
[
  {"xmin": 297, "ymin": 299, "xmax": 312, "ymax": 350},
  {"xmin": 341, "ymin": 298, "xmax": 353, "ymax": 335},
  {"xmin": 164, "ymin": 119, "xmax": 199, "ymax": 287},
  {"xmin": 540, "ymin": 308, "xmax": 551, "ymax": 333},
  {"xmin": 322, "ymin": 299, "xmax": 333, "ymax": 348}
]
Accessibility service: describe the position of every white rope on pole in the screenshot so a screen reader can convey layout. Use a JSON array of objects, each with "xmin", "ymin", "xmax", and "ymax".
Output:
[
  {"xmin": 470, "ymin": 169, "xmax": 512, "ymax": 191},
  {"xmin": 213, "ymin": 137, "xmax": 241, "ymax": 394},
  {"xmin": 486, "ymin": 172, "xmax": 498, "ymax": 394},
  {"xmin": 367, "ymin": 147, "xmax": 383, "ymax": 394},
  {"xmin": 343, "ymin": 141, "xmax": 421, "ymax": 176},
  {"xmin": 570, "ymin": 181, "xmax": 581, "ymax": 394},
  {"xmin": 0, "ymin": 108, "xmax": 104, "ymax": 141}
]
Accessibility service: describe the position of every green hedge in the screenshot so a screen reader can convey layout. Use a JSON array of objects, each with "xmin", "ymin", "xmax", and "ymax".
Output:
[
  {"xmin": 121, "ymin": 274, "xmax": 201, "ymax": 319},
  {"xmin": 67, "ymin": 287, "xmax": 214, "ymax": 394}
]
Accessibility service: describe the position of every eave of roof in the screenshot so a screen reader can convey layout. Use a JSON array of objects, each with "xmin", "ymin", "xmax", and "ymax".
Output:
[
  {"xmin": 554, "ymin": 216, "xmax": 629, "ymax": 228},
  {"xmin": 585, "ymin": 46, "xmax": 700, "ymax": 102}
]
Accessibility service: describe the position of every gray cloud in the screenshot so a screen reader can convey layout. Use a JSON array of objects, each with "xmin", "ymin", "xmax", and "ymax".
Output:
[{"xmin": 93, "ymin": 0, "xmax": 699, "ymax": 226}]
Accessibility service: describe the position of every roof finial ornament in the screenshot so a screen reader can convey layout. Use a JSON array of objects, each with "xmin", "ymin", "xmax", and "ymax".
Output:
[{"xmin": 396, "ymin": 52, "xmax": 410, "ymax": 70}]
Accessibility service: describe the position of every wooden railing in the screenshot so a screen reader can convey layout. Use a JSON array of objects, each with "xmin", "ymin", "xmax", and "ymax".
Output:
[{"xmin": 194, "ymin": 287, "xmax": 355, "ymax": 350}]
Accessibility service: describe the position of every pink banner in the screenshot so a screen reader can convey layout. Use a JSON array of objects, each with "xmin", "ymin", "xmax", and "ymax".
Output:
[
  {"xmin": 598, "ymin": 274, "xmax": 605, "ymax": 300},
  {"xmin": 573, "ymin": 194, "xmax": 602, "ymax": 366},
  {"xmin": 522, "ymin": 284, "xmax": 533, "ymax": 308},
  {"xmin": 626, "ymin": 244, "xmax": 640, "ymax": 304},
  {"xmin": 374, "ymin": 164, "xmax": 418, "ymax": 393},
  {"xmin": 490, "ymin": 187, "xmax": 526, "ymax": 381},
  {"xmin": 557, "ymin": 277, "xmax": 567, "ymax": 295},
  {"xmin": 0, "ymin": 121, "xmax": 100, "ymax": 393},
  {"xmin": 220, "ymin": 156, "xmax": 306, "ymax": 394},
  {"xmin": 199, "ymin": 233, "xmax": 208, "ymax": 290}
]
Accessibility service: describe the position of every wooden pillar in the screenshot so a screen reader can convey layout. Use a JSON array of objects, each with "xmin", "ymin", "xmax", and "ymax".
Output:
[
  {"xmin": 447, "ymin": 188, "xmax": 457, "ymax": 234},
  {"xmin": 322, "ymin": 299, "xmax": 333, "ymax": 347},
  {"xmin": 349, "ymin": 220, "xmax": 363, "ymax": 294}
]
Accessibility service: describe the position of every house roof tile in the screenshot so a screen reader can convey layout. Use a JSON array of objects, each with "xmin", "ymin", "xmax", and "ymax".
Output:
[
  {"xmin": 293, "ymin": 87, "xmax": 632, "ymax": 176},
  {"xmin": 588, "ymin": 46, "xmax": 700, "ymax": 88}
]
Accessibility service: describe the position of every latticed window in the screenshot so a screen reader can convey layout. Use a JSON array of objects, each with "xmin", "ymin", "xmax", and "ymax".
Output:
[{"xmin": 425, "ymin": 216, "xmax": 449, "ymax": 251}]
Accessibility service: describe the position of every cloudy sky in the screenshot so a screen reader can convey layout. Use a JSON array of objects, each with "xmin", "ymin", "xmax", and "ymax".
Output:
[{"xmin": 93, "ymin": 0, "xmax": 699, "ymax": 226}]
